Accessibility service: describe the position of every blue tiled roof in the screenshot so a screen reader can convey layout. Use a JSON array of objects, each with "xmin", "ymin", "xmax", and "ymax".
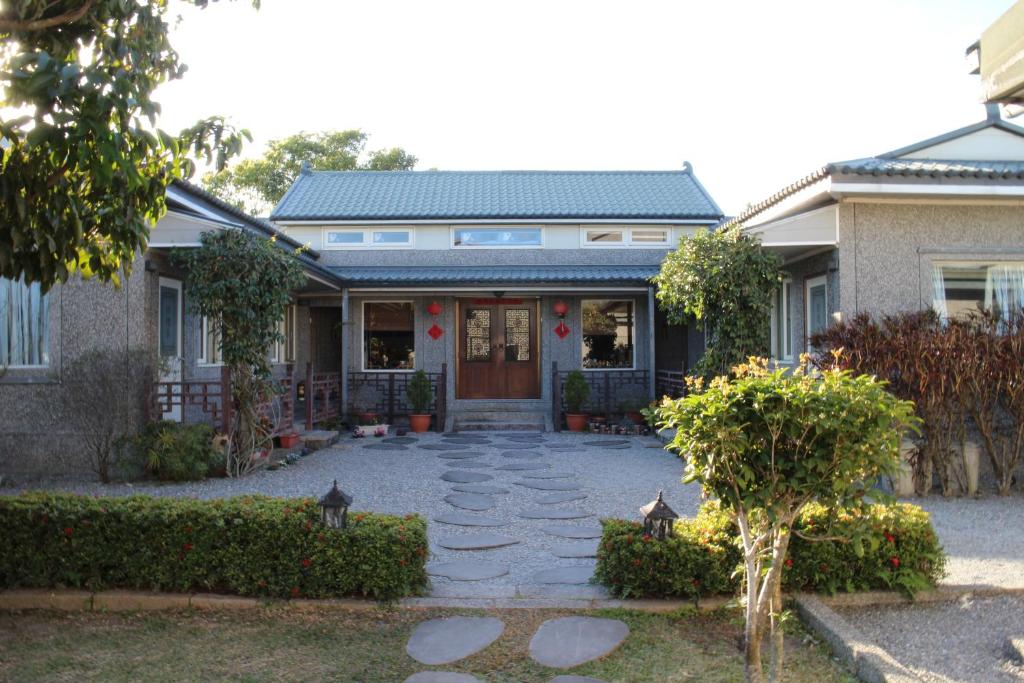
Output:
[
  {"xmin": 271, "ymin": 170, "xmax": 723, "ymax": 221},
  {"xmin": 828, "ymin": 158, "xmax": 1024, "ymax": 178},
  {"xmin": 331, "ymin": 265, "xmax": 660, "ymax": 287}
]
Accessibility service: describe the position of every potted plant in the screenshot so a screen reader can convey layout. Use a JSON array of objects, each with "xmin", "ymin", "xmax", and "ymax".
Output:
[
  {"xmin": 619, "ymin": 397, "xmax": 645, "ymax": 425},
  {"xmin": 406, "ymin": 369, "xmax": 433, "ymax": 433},
  {"xmin": 563, "ymin": 370, "xmax": 590, "ymax": 432}
]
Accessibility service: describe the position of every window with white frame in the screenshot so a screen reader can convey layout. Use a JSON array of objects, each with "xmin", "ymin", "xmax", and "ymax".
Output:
[
  {"xmin": 771, "ymin": 279, "xmax": 793, "ymax": 361},
  {"xmin": 581, "ymin": 299, "xmax": 635, "ymax": 369},
  {"xmin": 199, "ymin": 316, "xmax": 223, "ymax": 365},
  {"xmin": 273, "ymin": 305, "xmax": 297, "ymax": 363},
  {"xmin": 582, "ymin": 227, "xmax": 672, "ymax": 247},
  {"xmin": 0, "ymin": 277, "xmax": 49, "ymax": 367},
  {"xmin": 453, "ymin": 227, "xmax": 542, "ymax": 247},
  {"xmin": 363, "ymin": 302, "xmax": 415, "ymax": 370},
  {"xmin": 932, "ymin": 262, "xmax": 1024, "ymax": 321},
  {"xmin": 323, "ymin": 229, "xmax": 413, "ymax": 249}
]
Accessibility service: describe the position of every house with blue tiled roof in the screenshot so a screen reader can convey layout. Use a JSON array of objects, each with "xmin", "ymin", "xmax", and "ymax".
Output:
[
  {"xmin": 270, "ymin": 167, "xmax": 724, "ymax": 431},
  {"xmin": 730, "ymin": 105, "xmax": 1024, "ymax": 366}
]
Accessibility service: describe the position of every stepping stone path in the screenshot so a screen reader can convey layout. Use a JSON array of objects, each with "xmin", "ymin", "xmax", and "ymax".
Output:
[
  {"xmin": 405, "ymin": 673, "xmax": 482, "ymax": 683},
  {"xmin": 383, "ymin": 436, "xmax": 418, "ymax": 444},
  {"xmin": 437, "ymin": 534, "xmax": 519, "ymax": 550},
  {"xmin": 551, "ymin": 540, "xmax": 600, "ymax": 558},
  {"xmin": 448, "ymin": 461, "xmax": 492, "ymax": 469},
  {"xmin": 519, "ymin": 508, "xmax": 592, "ymax": 520},
  {"xmin": 451, "ymin": 484, "xmax": 511, "ymax": 494},
  {"xmin": 583, "ymin": 439, "xmax": 631, "ymax": 446},
  {"xmin": 437, "ymin": 451, "xmax": 484, "ymax": 459},
  {"xmin": 528, "ymin": 616, "xmax": 629, "ymax": 669},
  {"xmin": 494, "ymin": 462, "xmax": 551, "ymax": 471},
  {"xmin": 444, "ymin": 493, "xmax": 496, "ymax": 511},
  {"xmin": 515, "ymin": 480, "xmax": 582, "ymax": 491},
  {"xmin": 362, "ymin": 443, "xmax": 408, "ymax": 451},
  {"xmin": 546, "ymin": 445, "xmax": 584, "ymax": 452},
  {"xmin": 440, "ymin": 470, "xmax": 493, "ymax": 483},
  {"xmin": 536, "ymin": 491, "xmax": 588, "ymax": 504},
  {"xmin": 427, "ymin": 561, "xmax": 510, "ymax": 581},
  {"xmin": 531, "ymin": 565, "xmax": 595, "ymax": 584},
  {"xmin": 501, "ymin": 451, "xmax": 543, "ymax": 460},
  {"xmin": 406, "ymin": 616, "xmax": 504, "ymax": 665},
  {"xmin": 521, "ymin": 471, "xmax": 574, "ymax": 479},
  {"xmin": 433, "ymin": 512, "xmax": 507, "ymax": 527},
  {"xmin": 421, "ymin": 443, "xmax": 474, "ymax": 451},
  {"xmin": 542, "ymin": 524, "xmax": 603, "ymax": 539},
  {"xmin": 501, "ymin": 442, "xmax": 541, "ymax": 450}
]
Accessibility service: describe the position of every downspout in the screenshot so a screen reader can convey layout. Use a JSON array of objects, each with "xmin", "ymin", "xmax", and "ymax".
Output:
[
  {"xmin": 647, "ymin": 286, "xmax": 656, "ymax": 401},
  {"xmin": 341, "ymin": 287, "xmax": 349, "ymax": 421}
]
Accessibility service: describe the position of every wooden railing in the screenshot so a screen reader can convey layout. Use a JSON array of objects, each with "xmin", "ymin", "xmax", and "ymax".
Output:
[
  {"xmin": 348, "ymin": 363, "xmax": 447, "ymax": 432},
  {"xmin": 304, "ymin": 363, "xmax": 342, "ymax": 430},
  {"xmin": 552, "ymin": 363, "xmax": 650, "ymax": 430},
  {"xmin": 655, "ymin": 368, "xmax": 687, "ymax": 399}
]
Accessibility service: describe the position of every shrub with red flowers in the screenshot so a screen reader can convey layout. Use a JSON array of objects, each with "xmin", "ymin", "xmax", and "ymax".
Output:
[{"xmin": 0, "ymin": 492, "xmax": 428, "ymax": 601}]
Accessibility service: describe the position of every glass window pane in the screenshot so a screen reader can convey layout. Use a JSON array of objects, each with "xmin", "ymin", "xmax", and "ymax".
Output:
[
  {"xmin": 465, "ymin": 309, "xmax": 491, "ymax": 361},
  {"xmin": 808, "ymin": 285, "xmax": 827, "ymax": 335},
  {"xmin": 934, "ymin": 263, "xmax": 1024, "ymax": 321},
  {"xmin": 373, "ymin": 231, "xmax": 410, "ymax": 244},
  {"xmin": 364, "ymin": 302, "xmax": 415, "ymax": 369},
  {"xmin": 585, "ymin": 230, "xmax": 623, "ymax": 243},
  {"xmin": 1, "ymin": 277, "xmax": 49, "ymax": 366},
  {"xmin": 453, "ymin": 228, "xmax": 542, "ymax": 247},
  {"xmin": 782, "ymin": 282, "xmax": 792, "ymax": 358},
  {"xmin": 326, "ymin": 231, "xmax": 364, "ymax": 245},
  {"xmin": 582, "ymin": 299, "xmax": 634, "ymax": 369},
  {"xmin": 504, "ymin": 308, "xmax": 531, "ymax": 362},
  {"xmin": 630, "ymin": 229, "xmax": 669, "ymax": 243},
  {"xmin": 159, "ymin": 285, "xmax": 179, "ymax": 358}
]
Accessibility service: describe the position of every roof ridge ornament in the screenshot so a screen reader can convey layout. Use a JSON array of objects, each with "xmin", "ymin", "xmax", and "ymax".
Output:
[
  {"xmin": 300, "ymin": 160, "xmax": 313, "ymax": 175},
  {"xmin": 682, "ymin": 160, "xmax": 693, "ymax": 173}
]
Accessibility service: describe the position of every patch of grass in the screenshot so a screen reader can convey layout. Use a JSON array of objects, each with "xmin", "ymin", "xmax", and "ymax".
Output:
[{"xmin": 0, "ymin": 607, "xmax": 854, "ymax": 682}]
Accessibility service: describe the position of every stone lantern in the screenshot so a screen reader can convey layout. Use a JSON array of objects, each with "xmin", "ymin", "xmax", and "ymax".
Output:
[
  {"xmin": 640, "ymin": 490, "xmax": 678, "ymax": 540},
  {"xmin": 319, "ymin": 480, "xmax": 352, "ymax": 529}
]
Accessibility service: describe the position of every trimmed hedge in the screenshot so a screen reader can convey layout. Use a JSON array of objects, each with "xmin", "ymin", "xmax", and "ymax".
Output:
[
  {"xmin": 0, "ymin": 492, "xmax": 428, "ymax": 601},
  {"xmin": 595, "ymin": 501, "xmax": 946, "ymax": 599}
]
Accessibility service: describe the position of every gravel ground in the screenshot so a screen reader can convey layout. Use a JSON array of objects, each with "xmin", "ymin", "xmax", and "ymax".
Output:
[
  {"xmin": 7, "ymin": 431, "xmax": 698, "ymax": 599},
  {"xmin": 908, "ymin": 495, "xmax": 1024, "ymax": 589},
  {"xmin": 840, "ymin": 595, "xmax": 1024, "ymax": 682}
]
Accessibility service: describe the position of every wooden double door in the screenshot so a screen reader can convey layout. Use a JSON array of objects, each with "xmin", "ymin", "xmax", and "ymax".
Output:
[{"xmin": 457, "ymin": 298, "xmax": 540, "ymax": 399}]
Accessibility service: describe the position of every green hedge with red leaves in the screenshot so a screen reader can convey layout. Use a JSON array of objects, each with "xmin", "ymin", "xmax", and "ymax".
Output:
[
  {"xmin": 0, "ymin": 492, "xmax": 428, "ymax": 601},
  {"xmin": 595, "ymin": 501, "xmax": 945, "ymax": 599}
]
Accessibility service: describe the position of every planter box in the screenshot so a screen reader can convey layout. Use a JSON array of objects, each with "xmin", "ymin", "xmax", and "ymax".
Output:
[{"xmin": 353, "ymin": 424, "xmax": 389, "ymax": 438}]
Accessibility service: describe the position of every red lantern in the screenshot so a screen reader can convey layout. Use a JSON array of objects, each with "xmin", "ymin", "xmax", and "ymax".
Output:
[
  {"xmin": 426, "ymin": 301, "xmax": 442, "ymax": 316},
  {"xmin": 553, "ymin": 300, "xmax": 569, "ymax": 318}
]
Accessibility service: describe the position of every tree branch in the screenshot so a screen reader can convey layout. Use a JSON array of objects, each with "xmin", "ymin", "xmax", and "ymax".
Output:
[{"xmin": 0, "ymin": 0, "xmax": 96, "ymax": 32}]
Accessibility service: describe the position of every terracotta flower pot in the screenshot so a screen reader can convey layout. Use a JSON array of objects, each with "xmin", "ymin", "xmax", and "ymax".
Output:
[
  {"xmin": 566, "ymin": 414, "xmax": 588, "ymax": 432},
  {"xmin": 409, "ymin": 414, "xmax": 431, "ymax": 433}
]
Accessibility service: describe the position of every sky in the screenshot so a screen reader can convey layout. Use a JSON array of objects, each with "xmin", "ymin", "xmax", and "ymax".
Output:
[{"xmin": 159, "ymin": 0, "xmax": 1013, "ymax": 216}]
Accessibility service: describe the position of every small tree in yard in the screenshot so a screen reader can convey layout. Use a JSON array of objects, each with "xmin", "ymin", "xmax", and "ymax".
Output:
[
  {"xmin": 176, "ymin": 230, "xmax": 305, "ymax": 476},
  {"xmin": 658, "ymin": 357, "xmax": 918, "ymax": 683},
  {"xmin": 653, "ymin": 227, "xmax": 781, "ymax": 379}
]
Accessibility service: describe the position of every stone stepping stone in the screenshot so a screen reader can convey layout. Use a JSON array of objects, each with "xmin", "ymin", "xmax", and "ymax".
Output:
[
  {"xmin": 441, "ymin": 470, "xmax": 494, "ymax": 483},
  {"xmin": 448, "ymin": 461, "xmax": 492, "ymax": 469},
  {"xmin": 551, "ymin": 540, "xmax": 600, "ymax": 558},
  {"xmin": 549, "ymin": 676, "xmax": 607, "ymax": 683},
  {"xmin": 443, "ymin": 435, "xmax": 491, "ymax": 442},
  {"xmin": 542, "ymin": 524, "xmax": 603, "ymax": 539},
  {"xmin": 444, "ymin": 493, "xmax": 496, "ymax": 511},
  {"xmin": 421, "ymin": 443, "xmax": 473, "ymax": 451},
  {"xmin": 546, "ymin": 445, "xmax": 584, "ymax": 452},
  {"xmin": 519, "ymin": 508, "xmax": 592, "ymax": 520},
  {"xmin": 434, "ymin": 512, "xmax": 507, "ymax": 527},
  {"xmin": 536, "ymin": 491, "xmax": 588, "ymax": 504},
  {"xmin": 405, "ymin": 673, "xmax": 483, "ymax": 683},
  {"xmin": 583, "ymin": 439, "xmax": 630, "ymax": 447},
  {"xmin": 515, "ymin": 480, "xmax": 582, "ymax": 491},
  {"xmin": 531, "ymin": 565, "xmax": 595, "ymax": 584},
  {"xmin": 427, "ymin": 560, "xmax": 509, "ymax": 580},
  {"xmin": 494, "ymin": 462, "xmax": 551, "ymax": 471},
  {"xmin": 383, "ymin": 436, "xmax": 418, "ymax": 444},
  {"xmin": 521, "ymin": 471, "xmax": 574, "ymax": 479},
  {"xmin": 406, "ymin": 616, "xmax": 504, "ymax": 665},
  {"xmin": 501, "ymin": 451, "xmax": 543, "ymax": 460},
  {"xmin": 528, "ymin": 616, "xmax": 629, "ymax": 669},
  {"xmin": 437, "ymin": 534, "xmax": 519, "ymax": 550},
  {"xmin": 501, "ymin": 442, "xmax": 541, "ymax": 450},
  {"xmin": 452, "ymin": 484, "xmax": 511, "ymax": 495},
  {"xmin": 363, "ymin": 443, "xmax": 409, "ymax": 451},
  {"xmin": 504, "ymin": 436, "xmax": 546, "ymax": 442},
  {"xmin": 437, "ymin": 451, "xmax": 485, "ymax": 460}
]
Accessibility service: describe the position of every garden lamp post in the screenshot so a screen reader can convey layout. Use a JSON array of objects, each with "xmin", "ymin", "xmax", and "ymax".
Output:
[
  {"xmin": 319, "ymin": 480, "xmax": 353, "ymax": 529},
  {"xmin": 640, "ymin": 490, "xmax": 678, "ymax": 540}
]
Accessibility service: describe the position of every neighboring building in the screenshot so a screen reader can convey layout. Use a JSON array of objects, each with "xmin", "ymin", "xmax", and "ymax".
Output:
[
  {"xmin": 0, "ymin": 181, "xmax": 342, "ymax": 479},
  {"xmin": 270, "ymin": 168, "xmax": 723, "ymax": 431},
  {"xmin": 730, "ymin": 107, "xmax": 1024, "ymax": 364}
]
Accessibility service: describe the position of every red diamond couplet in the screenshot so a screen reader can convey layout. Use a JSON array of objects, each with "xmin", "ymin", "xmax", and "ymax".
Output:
[
  {"xmin": 555, "ymin": 321, "xmax": 570, "ymax": 339},
  {"xmin": 428, "ymin": 324, "xmax": 444, "ymax": 340}
]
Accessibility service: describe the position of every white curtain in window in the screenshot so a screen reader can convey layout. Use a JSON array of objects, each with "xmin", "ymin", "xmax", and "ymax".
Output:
[
  {"xmin": 931, "ymin": 266, "xmax": 949, "ymax": 320},
  {"xmin": 1, "ymin": 277, "xmax": 49, "ymax": 366},
  {"xmin": 984, "ymin": 265, "xmax": 1024, "ymax": 320}
]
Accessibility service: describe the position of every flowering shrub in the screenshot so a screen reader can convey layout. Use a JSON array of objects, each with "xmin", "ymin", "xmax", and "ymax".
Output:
[
  {"xmin": 0, "ymin": 493, "xmax": 428, "ymax": 601},
  {"xmin": 595, "ymin": 501, "xmax": 945, "ymax": 599}
]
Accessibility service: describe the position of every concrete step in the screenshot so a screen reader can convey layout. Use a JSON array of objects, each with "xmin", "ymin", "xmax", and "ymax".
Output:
[
  {"xmin": 299, "ymin": 430, "xmax": 339, "ymax": 451},
  {"xmin": 453, "ymin": 412, "xmax": 546, "ymax": 432}
]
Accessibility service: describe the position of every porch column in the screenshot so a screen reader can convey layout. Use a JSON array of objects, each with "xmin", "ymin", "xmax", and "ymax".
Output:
[
  {"xmin": 341, "ymin": 287, "xmax": 350, "ymax": 421},
  {"xmin": 647, "ymin": 286, "xmax": 656, "ymax": 400}
]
